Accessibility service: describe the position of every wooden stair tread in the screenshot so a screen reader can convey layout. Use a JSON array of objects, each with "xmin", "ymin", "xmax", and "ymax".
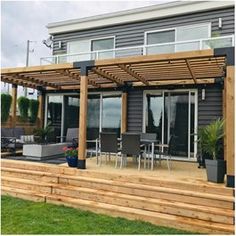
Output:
[
  {"xmin": 2, "ymin": 159, "xmax": 234, "ymax": 196},
  {"xmin": 2, "ymin": 167, "xmax": 234, "ymax": 202},
  {"xmin": 53, "ymin": 183, "xmax": 234, "ymax": 217},
  {"xmin": 46, "ymin": 194, "xmax": 235, "ymax": 234},
  {"xmin": 58, "ymin": 174, "xmax": 234, "ymax": 202}
]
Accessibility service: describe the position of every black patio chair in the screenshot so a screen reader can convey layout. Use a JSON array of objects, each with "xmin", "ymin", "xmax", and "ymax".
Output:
[
  {"xmin": 99, "ymin": 132, "xmax": 119, "ymax": 166},
  {"xmin": 141, "ymin": 133, "xmax": 157, "ymax": 169},
  {"xmin": 120, "ymin": 133, "xmax": 142, "ymax": 170},
  {"xmin": 154, "ymin": 135, "xmax": 177, "ymax": 171},
  {"xmin": 57, "ymin": 128, "xmax": 78, "ymax": 148},
  {"xmin": 1, "ymin": 127, "xmax": 25, "ymax": 155}
]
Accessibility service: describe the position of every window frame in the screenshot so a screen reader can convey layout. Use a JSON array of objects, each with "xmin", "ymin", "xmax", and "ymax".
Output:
[
  {"xmin": 67, "ymin": 36, "xmax": 116, "ymax": 55},
  {"xmin": 144, "ymin": 23, "xmax": 211, "ymax": 48}
]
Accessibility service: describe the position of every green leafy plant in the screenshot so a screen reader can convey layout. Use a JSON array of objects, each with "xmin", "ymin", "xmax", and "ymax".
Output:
[
  {"xmin": 198, "ymin": 118, "xmax": 224, "ymax": 160},
  {"xmin": 29, "ymin": 99, "xmax": 39, "ymax": 123},
  {"xmin": 1, "ymin": 94, "xmax": 12, "ymax": 122},
  {"xmin": 17, "ymin": 96, "xmax": 29, "ymax": 121},
  {"xmin": 63, "ymin": 147, "xmax": 78, "ymax": 157},
  {"xmin": 34, "ymin": 122, "xmax": 54, "ymax": 144}
]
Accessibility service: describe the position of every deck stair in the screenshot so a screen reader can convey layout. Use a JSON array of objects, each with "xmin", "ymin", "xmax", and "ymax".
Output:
[{"xmin": 1, "ymin": 159, "xmax": 235, "ymax": 234}]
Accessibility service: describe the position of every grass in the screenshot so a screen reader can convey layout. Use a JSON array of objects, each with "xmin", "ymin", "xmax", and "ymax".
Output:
[{"xmin": 1, "ymin": 195, "xmax": 196, "ymax": 234}]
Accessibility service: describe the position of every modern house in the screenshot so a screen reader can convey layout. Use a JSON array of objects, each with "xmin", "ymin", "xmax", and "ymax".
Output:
[{"xmin": 1, "ymin": 1, "xmax": 235, "ymax": 185}]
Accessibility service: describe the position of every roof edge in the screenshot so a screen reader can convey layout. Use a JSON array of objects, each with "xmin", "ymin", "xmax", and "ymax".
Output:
[{"xmin": 47, "ymin": 1, "xmax": 234, "ymax": 34}]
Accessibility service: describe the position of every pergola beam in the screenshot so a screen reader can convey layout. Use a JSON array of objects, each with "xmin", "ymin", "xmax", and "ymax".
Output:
[
  {"xmin": 118, "ymin": 64, "xmax": 149, "ymax": 85},
  {"xmin": 91, "ymin": 67, "xmax": 123, "ymax": 85},
  {"xmin": 185, "ymin": 59, "xmax": 197, "ymax": 84}
]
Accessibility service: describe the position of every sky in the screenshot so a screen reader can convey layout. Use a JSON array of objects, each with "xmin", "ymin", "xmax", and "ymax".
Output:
[{"xmin": 1, "ymin": 0, "xmax": 173, "ymax": 94}]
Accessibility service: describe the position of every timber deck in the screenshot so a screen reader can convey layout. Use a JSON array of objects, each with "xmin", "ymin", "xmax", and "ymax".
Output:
[{"xmin": 1, "ymin": 159, "xmax": 235, "ymax": 234}]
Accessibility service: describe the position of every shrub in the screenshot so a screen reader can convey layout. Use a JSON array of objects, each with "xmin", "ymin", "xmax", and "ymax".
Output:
[
  {"xmin": 17, "ymin": 96, "xmax": 29, "ymax": 121},
  {"xmin": 1, "ymin": 94, "xmax": 12, "ymax": 122},
  {"xmin": 29, "ymin": 99, "xmax": 39, "ymax": 123}
]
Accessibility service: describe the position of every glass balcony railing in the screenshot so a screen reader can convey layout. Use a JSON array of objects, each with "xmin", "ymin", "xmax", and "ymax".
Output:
[{"xmin": 40, "ymin": 35, "xmax": 234, "ymax": 65}]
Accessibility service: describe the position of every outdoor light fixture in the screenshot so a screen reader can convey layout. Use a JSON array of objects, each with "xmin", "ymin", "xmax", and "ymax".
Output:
[
  {"xmin": 218, "ymin": 18, "xmax": 222, "ymax": 29},
  {"xmin": 58, "ymin": 41, "xmax": 62, "ymax": 49},
  {"xmin": 202, "ymin": 89, "xmax": 206, "ymax": 100}
]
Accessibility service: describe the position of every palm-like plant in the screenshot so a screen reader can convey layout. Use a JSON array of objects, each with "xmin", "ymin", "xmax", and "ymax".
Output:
[
  {"xmin": 34, "ymin": 122, "xmax": 54, "ymax": 144},
  {"xmin": 199, "ymin": 119, "xmax": 224, "ymax": 160}
]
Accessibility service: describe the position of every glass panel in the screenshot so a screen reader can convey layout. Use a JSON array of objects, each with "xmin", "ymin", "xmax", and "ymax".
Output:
[
  {"xmin": 64, "ymin": 95, "xmax": 79, "ymax": 135},
  {"xmin": 146, "ymin": 44, "xmax": 175, "ymax": 55},
  {"xmin": 47, "ymin": 96, "xmax": 63, "ymax": 142},
  {"xmin": 147, "ymin": 30, "xmax": 175, "ymax": 44},
  {"xmin": 87, "ymin": 94, "xmax": 100, "ymax": 142},
  {"xmin": 202, "ymin": 37, "xmax": 233, "ymax": 49},
  {"xmin": 169, "ymin": 92, "xmax": 189, "ymax": 158},
  {"xmin": 102, "ymin": 95, "xmax": 121, "ymax": 136},
  {"xmin": 91, "ymin": 38, "xmax": 114, "ymax": 51},
  {"xmin": 176, "ymin": 24, "xmax": 209, "ymax": 51},
  {"xmin": 145, "ymin": 93, "xmax": 164, "ymax": 142},
  {"xmin": 92, "ymin": 38, "xmax": 114, "ymax": 59},
  {"xmin": 147, "ymin": 30, "xmax": 175, "ymax": 54},
  {"xmin": 67, "ymin": 40, "xmax": 91, "ymax": 61},
  {"xmin": 190, "ymin": 92, "xmax": 195, "ymax": 158}
]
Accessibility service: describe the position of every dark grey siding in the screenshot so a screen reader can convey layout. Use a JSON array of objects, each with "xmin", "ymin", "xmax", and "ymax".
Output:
[
  {"xmin": 198, "ymin": 86, "xmax": 223, "ymax": 127},
  {"xmin": 127, "ymin": 90, "xmax": 143, "ymax": 132},
  {"xmin": 52, "ymin": 7, "xmax": 234, "ymax": 55}
]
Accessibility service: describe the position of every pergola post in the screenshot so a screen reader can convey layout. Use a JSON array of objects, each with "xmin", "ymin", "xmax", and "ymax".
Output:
[
  {"xmin": 74, "ymin": 61, "xmax": 95, "ymax": 169},
  {"xmin": 121, "ymin": 92, "xmax": 128, "ymax": 133},
  {"xmin": 11, "ymin": 84, "xmax": 17, "ymax": 127},
  {"xmin": 37, "ymin": 89, "xmax": 44, "ymax": 128},
  {"xmin": 78, "ymin": 75, "xmax": 88, "ymax": 169},
  {"xmin": 224, "ymin": 65, "xmax": 235, "ymax": 187}
]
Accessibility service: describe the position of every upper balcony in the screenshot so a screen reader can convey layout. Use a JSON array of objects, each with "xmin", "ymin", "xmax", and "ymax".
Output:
[{"xmin": 40, "ymin": 35, "xmax": 234, "ymax": 65}]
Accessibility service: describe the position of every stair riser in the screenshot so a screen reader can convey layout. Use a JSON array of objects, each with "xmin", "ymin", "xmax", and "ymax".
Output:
[
  {"xmin": 46, "ymin": 195, "xmax": 234, "ymax": 235},
  {"xmin": 2, "ymin": 180, "xmax": 52, "ymax": 194},
  {"xmin": 2, "ymin": 161, "xmax": 233, "ymax": 196},
  {"xmin": 2, "ymin": 170, "xmax": 58, "ymax": 183},
  {"xmin": 52, "ymin": 187, "xmax": 234, "ymax": 224},
  {"xmin": 59, "ymin": 177, "xmax": 234, "ymax": 209},
  {"xmin": 2, "ymin": 190, "xmax": 45, "ymax": 202}
]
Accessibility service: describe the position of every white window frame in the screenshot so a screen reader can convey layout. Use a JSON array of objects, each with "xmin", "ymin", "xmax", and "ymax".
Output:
[
  {"xmin": 67, "ymin": 36, "xmax": 116, "ymax": 55},
  {"xmin": 144, "ymin": 23, "xmax": 211, "ymax": 52}
]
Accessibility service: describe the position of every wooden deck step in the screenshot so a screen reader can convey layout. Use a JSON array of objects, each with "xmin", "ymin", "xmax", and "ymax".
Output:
[
  {"xmin": 52, "ymin": 183, "xmax": 234, "ymax": 224},
  {"xmin": 46, "ymin": 194, "xmax": 235, "ymax": 234},
  {"xmin": 2, "ymin": 186, "xmax": 45, "ymax": 202},
  {"xmin": 2, "ymin": 166, "xmax": 234, "ymax": 209},
  {"xmin": 1, "ymin": 159, "xmax": 234, "ymax": 196},
  {"xmin": 58, "ymin": 175, "xmax": 234, "ymax": 209},
  {"xmin": 1, "ymin": 176, "xmax": 54, "ymax": 194},
  {"xmin": 2, "ymin": 167, "xmax": 59, "ymax": 183}
]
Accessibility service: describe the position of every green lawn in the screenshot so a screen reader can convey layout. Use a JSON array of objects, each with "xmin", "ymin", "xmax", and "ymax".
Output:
[{"xmin": 1, "ymin": 195, "xmax": 195, "ymax": 234}]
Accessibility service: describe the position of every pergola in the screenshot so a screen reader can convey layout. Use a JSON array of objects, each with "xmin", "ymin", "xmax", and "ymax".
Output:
[{"xmin": 1, "ymin": 48, "xmax": 234, "ymax": 186}]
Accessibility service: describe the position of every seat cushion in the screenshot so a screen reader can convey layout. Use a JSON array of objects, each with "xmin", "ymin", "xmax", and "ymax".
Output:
[
  {"xmin": 20, "ymin": 135, "xmax": 35, "ymax": 143},
  {"xmin": 14, "ymin": 128, "xmax": 25, "ymax": 139},
  {"xmin": 1, "ymin": 128, "xmax": 14, "ymax": 138}
]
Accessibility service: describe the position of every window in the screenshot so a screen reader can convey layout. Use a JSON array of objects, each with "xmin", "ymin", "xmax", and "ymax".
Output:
[
  {"xmin": 146, "ymin": 30, "xmax": 175, "ymax": 54},
  {"xmin": 91, "ymin": 38, "xmax": 114, "ymax": 59},
  {"xmin": 145, "ymin": 23, "xmax": 211, "ymax": 54},
  {"xmin": 67, "ymin": 37, "xmax": 114, "ymax": 61}
]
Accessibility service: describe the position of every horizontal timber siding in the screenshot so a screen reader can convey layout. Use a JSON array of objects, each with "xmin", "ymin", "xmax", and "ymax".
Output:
[
  {"xmin": 52, "ymin": 7, "xmax": 234, "ymax": 55},
  {"xmin": 198, "ymin": 86, "xmax": 223, "ymax": 127}
]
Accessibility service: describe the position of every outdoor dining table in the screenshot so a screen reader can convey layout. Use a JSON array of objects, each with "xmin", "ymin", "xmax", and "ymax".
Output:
[{"xmin": 117, "ymin": 137, "xmax": 169, "ymax": 170}]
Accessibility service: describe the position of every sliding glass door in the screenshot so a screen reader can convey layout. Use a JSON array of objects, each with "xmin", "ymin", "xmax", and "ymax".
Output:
[
  {"xmin": 144, "ymin": 90, "xmax": 197, "ymax": 159},
  {"xmin": 45, "ymin": 92, "xmax": 121, "ymax": 143}
]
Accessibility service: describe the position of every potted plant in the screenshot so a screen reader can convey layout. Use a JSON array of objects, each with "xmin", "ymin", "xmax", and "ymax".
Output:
[
  {"xmin": 1, "ymin": 94, "xmax": 12, "ymax": 122},
  {"xmin": 63, "ymin": 147, "xmax": 78, "ymax": 167},
  {"xmin": 17, "ymin": 96, "xmax": 30, "ymax": 121},
  {"xmin": 34, "ymin": 122, "xmax": 54, "ymax": 144},
  {"xmin": 199, "ymin": 118, "xmax": 225, "ymax": 183}
]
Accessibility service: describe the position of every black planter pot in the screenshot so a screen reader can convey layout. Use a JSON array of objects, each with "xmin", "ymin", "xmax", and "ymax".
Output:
[
  {"xmin": 66, "ymin": 156, "xmax": 78, "ymax": 168},
  {"xmin": 205, "ymin": 159, "xmax": 226, "ymax": 183}
]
